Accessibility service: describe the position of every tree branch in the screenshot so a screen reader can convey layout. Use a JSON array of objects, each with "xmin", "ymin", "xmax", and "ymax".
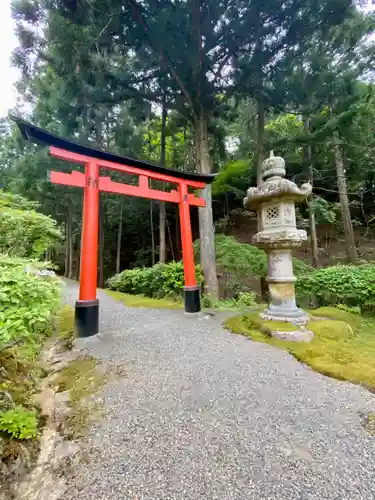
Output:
[{"xmin": 127, "ymin": 0, "xmax": 198, "ymax": 121}]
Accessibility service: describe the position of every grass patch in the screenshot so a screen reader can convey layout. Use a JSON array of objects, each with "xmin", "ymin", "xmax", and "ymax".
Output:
[
  {"xmin": 106, "ymin": 290, "xmax": 184, "ymax": 309},
  {"xmin": 225, "ymin": 309, "xmax": 375, "ymax": 391},
  {"xmin": 106, "ymin": 289, "xmax": 263, "ymax": 312},
  {"xmin": 54, "ymin": 357, "xmax": 106, "ymax": 439}
]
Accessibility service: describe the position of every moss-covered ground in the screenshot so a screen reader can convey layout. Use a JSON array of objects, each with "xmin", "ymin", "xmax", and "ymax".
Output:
[
  {"xmin": 105, "ymin": 289, "xmax": 259, "ymax": 312},
  {"xmin": 56, "ymin": 305, "xmax": 76, "ymax": 350},
  {"xmin": 54, "ymin": 356, "xmax": 106, "ymax": 439},
  {"xmin": 106, "ymin": 290, "xmax": 184, "ymax": 309},
  {"xmin": 225, "ymin": 307, "xmax": 375, "ymax": 392}
]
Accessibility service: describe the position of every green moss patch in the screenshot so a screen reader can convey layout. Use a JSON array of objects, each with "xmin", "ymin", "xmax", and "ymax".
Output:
[
  {"xmin": 106, "ymin": 290, "xmax": 183, "ymax": 309},
  {"xmin": 262, "ymin": 320, "xmax": 300, "ymax": 332},
  {"xmin": 310, "ymin": 307, "xmax": 361, "ymax": 324},
  {"xmin": 56, "ymin": 305, "xmax": 75, "ymax": 350},
  {"xmin": 225, "ymin": 309, "xmax": 375, "ymax": 391},
  {"xmin": 309, "ymin": 319, "xmax": 353, "ymax": 340},
  {"xmin": 54, "ymin": 357, "xmax": 104, "ymax": 403},
  {"xmin": 54, "ymin": 357, "xmax": 106, "ymax": 439}
]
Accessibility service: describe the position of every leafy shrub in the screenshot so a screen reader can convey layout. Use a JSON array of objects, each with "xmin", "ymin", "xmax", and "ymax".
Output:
[
  {"xmin": 214, "ymin": 235, "xmax": 267, "ymax": 277},
  {"xmin": 296, "ymin": 264, "xmax": 375, "ymax": 308},
  {"xmin": 108, "ymin": 261, "xmax": 201, "ymax": 298},
  {"xmin": 336, "ymin": 304, "xmax": 361, "ymax": 315},
  {"xmin": 292, "ymin": 258, "xmax": 313, "ymax": 277},
  {"xmin": 197, "ymin": 235, "xmax": 310, "ymax": 278},
  {"xmin": 236, "ymin": 292, "xmax": 258, "ymax": 308},
  {"xmin": 201, "ymin": 291, "xmax": 257, "ymax": 310},
  {"xmin": 0, "ymin": 406, "xmax": 38, "ymax": 440},
  {"xmin": 0, "ymin": 254, "xmax": 61, "ymax": 344},
  {"xmin": 0, "ymin": 190, "xmax": 62, "ymax": 258},
  {"xmin": 212, "ymin": 159, "xmax": 250, "ymax": 199},
  {"xmin": 109, "ymin": 236, "xmax": 311, "ymax": 301}
]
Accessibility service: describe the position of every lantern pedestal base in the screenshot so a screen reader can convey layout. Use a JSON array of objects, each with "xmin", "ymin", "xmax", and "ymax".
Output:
[
  {"xmin": 184, "ymin": 286, "xmax": 201, "ymax": 313},
  {"xmin": 262, "ymin": 306, "xmax": 309, "ymax": 326},
  {"xmin": 75, "ymin": 299, "xmax": 99, "ymax": 338}
]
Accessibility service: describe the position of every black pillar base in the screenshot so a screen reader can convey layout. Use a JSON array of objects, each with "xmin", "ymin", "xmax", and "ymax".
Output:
[
  {"xmin": 184, "ymin": 286, "xmax": 201, "ymax": 313},
  {"xmin": 75, "ymin": 299, "xmax": 99, "ymax": 338}
]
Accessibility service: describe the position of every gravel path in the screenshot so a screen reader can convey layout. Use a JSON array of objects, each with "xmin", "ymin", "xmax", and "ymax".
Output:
[{"xmin": 64, "ymin": 282, "xmax": 375, "ymax": 500}]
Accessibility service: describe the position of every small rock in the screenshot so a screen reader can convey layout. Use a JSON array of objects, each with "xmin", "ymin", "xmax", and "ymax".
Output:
[
  {"xmin": 55, "ymin": 390, "xmax": 70, "ymax": 407},
  {"xmin": 50, "ymin": 441, "xmax": 81, "ymax": 471},
  {"xmin": 54, "ymin": 391, "xmax": 71, "ymax": 423},
  {"xmin": 269, "ymin": 328, "xmax": 314, "ymax": 343}
]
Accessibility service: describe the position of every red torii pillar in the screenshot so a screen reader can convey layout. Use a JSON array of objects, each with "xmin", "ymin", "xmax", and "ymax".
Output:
[{"xmin": 49, "ymin": 147, "xmax": 207, "ymax": 337}]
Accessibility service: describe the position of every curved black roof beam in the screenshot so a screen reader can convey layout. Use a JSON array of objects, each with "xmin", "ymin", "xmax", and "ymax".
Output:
[{"xmin": 10, "ymin": 114, "xmax": 216, "ymax": 184}]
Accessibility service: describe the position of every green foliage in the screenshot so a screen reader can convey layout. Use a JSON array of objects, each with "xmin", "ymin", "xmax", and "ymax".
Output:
[
  {"xmin": 311, "ymin": 197, "xmax": 341, "ymax": 225},
  {"xmin": 336, "ymin": 303, "xmax": 361, "ymax": 315},
  {"xmin": 236, "ymin": 292, "xmax": 258, "ymax": 308},
  {"xmin": 0, "ymin": 255, "xmax": 61, "ymax": 344},
  {"xmin": 213, "ymin": 235, "xmax": 310, "ymax": 278},
  {"xmin": 212, "ymin": 160, "xmax": 250, "ymax": 199},
  {"xmin": 0, "ymin": 406, "xmax": 38, "ymax": 440},
  {"xmin": 265, "ymin": 114, "xmax": 304, "ymax": 144},
  {"xmin": 201, "ymin": 291, "xmax": 257, "ymax": 310},
  {"xmin": 0, "ymin": 190, "xmax": 62, "ymax": 258},
  {"xmin": 209, "ymin": 235, "xmax": 267, "ymax": 277},
  {"xmin": 108, "ymin": 261, "xmax": 201, "ymax": 299},
  {"xmin": 296, "ymin": 264, "xmax": 375, "ymax": 308},
  {"xmin": 196, "ymin": 235, "xmax": 311, "ymax": 297}
]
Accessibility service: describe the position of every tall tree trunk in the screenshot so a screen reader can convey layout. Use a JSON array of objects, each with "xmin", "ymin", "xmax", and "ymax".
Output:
[
  {"xmin": 166, "ymin": 215, "xmax": 175, "ymax": 261},
  {"xmin": 150, "ymin": 200, "xmax": 155, "ymax": 266},
  {"xmin": 255, "ymin": 96, "xmax": 265, "ymax": 187},
  {"xmin": 303, "ymin": 117, "xmax": 319, "ymax": 268},
  {"xmin": 76, "ymin": 242, "xmax": 80, "ymax": 281},
  {"xmin": 99, "ymin": 199, "xmax": 105, "ymax": 288},
  {"xmin": 64, "ymin": 213, "xmax": 69, "ymax": 278},
  {"xmin": 116, "ymin": 199, "xmax": 123, "ymax": 274},
  {"xmin": 159, "ymin": 98, "xmax": 167, "ymax": 263},
  {"xmin": 95, "ymin": 116, "xmax": 105, "ymax": 286},
  {"xmin": 66, "ymin": 201, "xmax": 73, "ymax": 279},
  {"xmin": 195, "ymin": 113, "xmax": 219, "ymax": 298},
  {"xmin": 333, "ymin": 133, "xmax": 357, "ymax": 263},
  {"xmin": 175, "ymin": 207, "xmax": 181, "ymax": 259},
  {"xmin": 255, "ymin": 97, "xmax": 265, "ymax": 235},
  {"xmin": 159, "ymin": 203, "xmax": 167, "ymax": 263}
]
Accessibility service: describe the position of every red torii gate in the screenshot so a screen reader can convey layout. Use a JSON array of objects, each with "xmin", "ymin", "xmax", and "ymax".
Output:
[{"xmin": 12, "ymin": 116, "xmax": 215, "ymax": 338}]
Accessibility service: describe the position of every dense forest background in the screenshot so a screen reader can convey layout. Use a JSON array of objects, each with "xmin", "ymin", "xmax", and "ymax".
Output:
[{"xmin": 0, "ymin": 0, "xmax": 375, "ymax": 297}]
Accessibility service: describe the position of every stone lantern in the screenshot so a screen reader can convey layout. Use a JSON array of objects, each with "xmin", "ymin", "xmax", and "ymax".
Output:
[{"xmin": 244, "ymin": 152, "xmax": 312, "ymax": 325}]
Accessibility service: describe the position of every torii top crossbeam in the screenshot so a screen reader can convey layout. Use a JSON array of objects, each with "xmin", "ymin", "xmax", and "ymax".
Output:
[{"xmin": 11, "ymin": 115, "xmax": 216, "ymax": 337}]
